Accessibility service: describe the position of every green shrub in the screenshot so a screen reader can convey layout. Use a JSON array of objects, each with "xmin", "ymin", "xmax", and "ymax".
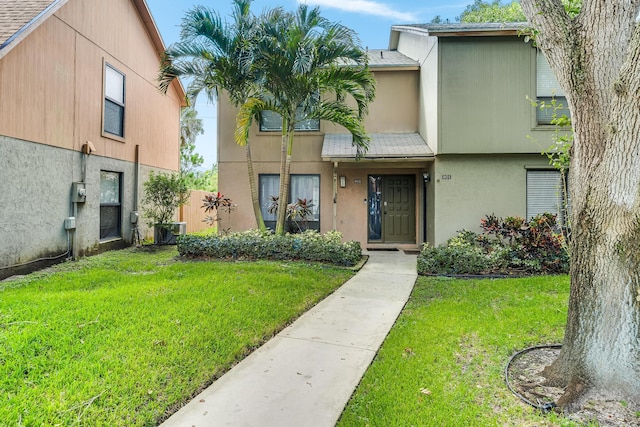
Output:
[
  {"xmin": 417, "ymin": 238, "xmax": 493, "ymax": 275},
  {"xmin": 417, "ymin": 214, "xmax": 569, "ymax": 276},
  {"xmin": 177, "ymin": 229, "xmax": 361, "ymax": 266}
]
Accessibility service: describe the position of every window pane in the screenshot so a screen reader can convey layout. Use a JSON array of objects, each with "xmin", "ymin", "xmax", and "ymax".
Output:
[
  {"xmin": 100, "ymin": 171, "xmax": 120, "ymax": 204},
  {"xmin": 291, "ymin": 175, "xmax": 320, "ymax": 220},
  {"xmin": 260, "ymin": 111, "xmax": 282, "ymax": 131},
  {"xmin": 295, "ymin": 117, "xmax": 320, "ymax": 131},
  {"xmin": 536, "ymin": 96, "xmax": 570, "ymax": 125},
  {"xmin": 105, "ymin": 65, "xmax": 125, "ymax": 103},
  {"xmin": 259, "ymin": 109, "xmax": 319, "ymax": 132},
  {"xmin": 100, "ymin": 206, "xmax": 121, "ymax": 239},
  {"xmin": 527, "ymin": 170, "xmax": 562, "ymax": 220},
  {"xmin": 259, "ymin": 175, "xmax": 279, "ymax": 221},
  {"xmin": 259, "ymin": 174, "xmax": 321, "ymax": 231},
  {"xmin": 536, "ymin": 53, "xmax": 564, "ymax": 97},
  {"xmin": 104, "ymin": 99, "xmax": 124, "ymax": 137}
]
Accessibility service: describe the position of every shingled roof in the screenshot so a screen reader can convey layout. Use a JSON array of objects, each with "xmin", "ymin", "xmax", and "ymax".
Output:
[
  {"xmin": 322, "ymin": 133, "xmax": 433, "ymax": 161},
  {"xmin": 0, "ymin": 0, "xmax": 185, "ymax": 101},
  {"xmin": 0, "ymin": 0, "xmax": 61, "ymax": 51}
]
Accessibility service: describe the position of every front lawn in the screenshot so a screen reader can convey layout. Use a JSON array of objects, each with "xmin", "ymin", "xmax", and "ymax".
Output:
[
  {"xmin": 0, "ymin": 246, "xmax": 353, "ymax": 426},
  {"xmin": 339, "ymin": 275, "xmax": 571, "ymax": 426}
]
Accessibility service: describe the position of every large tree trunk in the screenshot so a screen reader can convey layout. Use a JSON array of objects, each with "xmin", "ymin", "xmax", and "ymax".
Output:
[
  {"xmin": 245, "ymin": 141, "xmax": 266, "ymax": 231},
  {"xmin": 521, "ymin": 0, "xmax": 640, "ymax": 410}
]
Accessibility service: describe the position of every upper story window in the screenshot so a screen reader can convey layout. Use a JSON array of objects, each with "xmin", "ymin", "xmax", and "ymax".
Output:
[
  {"xmin": 536, "ymin": 52, "xmax": 570, "ymax": 125},
  {"xmin": 260, "ymin": 108, "xmax": 320, "ymax": 132},
  {"xmin": 104, "ymin": 63, "xmax": 126, "ymax": 138}
]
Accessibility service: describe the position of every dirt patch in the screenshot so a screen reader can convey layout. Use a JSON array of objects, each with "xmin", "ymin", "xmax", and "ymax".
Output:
[{"xmin": 507, "ymin": 347, "xmax": 640, "ymax": 426}]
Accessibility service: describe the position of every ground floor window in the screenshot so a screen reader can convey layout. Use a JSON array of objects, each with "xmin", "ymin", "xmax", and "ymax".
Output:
[
  {"xmin": 259, "ymin": 174, "xmax": 320, "ymax": 231},
  {"xmin": 100, "ymin": 171, "xmax": 122, "ymax": 240},
  {"xmin": 526, "ymin": 170, "xmax": 566, "ymax": 223}
]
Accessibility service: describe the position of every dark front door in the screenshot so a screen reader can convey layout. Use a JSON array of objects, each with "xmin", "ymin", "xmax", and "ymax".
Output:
[{"xmin": 368, "ymin": 175, "xmax": 416, "ymax": 243}]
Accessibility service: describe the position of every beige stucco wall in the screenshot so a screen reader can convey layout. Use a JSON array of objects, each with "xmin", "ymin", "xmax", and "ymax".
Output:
[
  {"xmin": 219, "ymin": 153, "xmax": 431, "ymax": 248},
  {"xmin": 323, "ymin": 69, "xmax": 419, "ymax": 134},
  {"xmin": 219, "ymin": 160, "xmax": 334, "ymax": 233},
  {"xmin": 0, "ymin": 0, "xmax": 182, "ymax": 171},
  {"xmin": 217, "ymin": 66, "xmax": 423, "ymax": 246},
  {"xmin": 430, "ymin": 154, "xmax": 552, "ymax": 244}
]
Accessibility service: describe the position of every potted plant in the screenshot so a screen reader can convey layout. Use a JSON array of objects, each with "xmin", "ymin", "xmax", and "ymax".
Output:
[{"xmin": 142, "ymin": 171, "xmax": 190, "ymax": 244}]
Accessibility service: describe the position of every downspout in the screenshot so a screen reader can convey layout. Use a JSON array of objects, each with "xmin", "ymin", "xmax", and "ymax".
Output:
[
  {"xmin": 333, "ymin": 161, "xmax": 338, "ymax": 230},
  {"xmin": 134, "ymin": 144, "xmax": 140, "ymax": 211},
  {"xmin": 131, "ymin": 145, "xmax": 141, "ymax": 245}
]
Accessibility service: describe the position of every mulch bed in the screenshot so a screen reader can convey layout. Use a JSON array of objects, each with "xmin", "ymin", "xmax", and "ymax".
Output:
[{"xmin": 507, "ymin": 346, "xmax": 640, "ymax": 426}]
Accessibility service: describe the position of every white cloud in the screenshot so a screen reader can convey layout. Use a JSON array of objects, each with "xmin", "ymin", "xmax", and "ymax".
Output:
[{"xmin": 297, "ymin": 0, "xmax": 416, "ymax": 22}]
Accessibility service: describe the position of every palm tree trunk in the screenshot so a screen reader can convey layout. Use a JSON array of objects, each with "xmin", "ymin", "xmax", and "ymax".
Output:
[
  {"xmin": 276, "ymin": 123, "xmax": 294, "ymax": 235},
  {"xmin": 245, "ymin": 140, "xmax": 265, "ymax": 231}
]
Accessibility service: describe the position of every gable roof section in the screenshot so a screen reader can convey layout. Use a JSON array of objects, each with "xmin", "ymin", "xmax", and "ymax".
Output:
[
  {"xmin": 322, "ymin": 133, "xmax": 433, "ymax": 162},
  {"xmin": 0, "ymin": 0, "xmax": 66, "ymax": 58},
  {"xmin": 0, "ymin": 0, "xmax": 186, "ymax": 102}
]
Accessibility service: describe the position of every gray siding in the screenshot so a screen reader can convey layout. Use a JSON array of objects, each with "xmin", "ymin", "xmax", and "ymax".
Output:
[
  {"xmin": 439, "ymin": 37, "xmax": 555, "ymax": 154},
  {"xmin": 0, "ymin": 136, "xmax": 167, "ymax": 279}
]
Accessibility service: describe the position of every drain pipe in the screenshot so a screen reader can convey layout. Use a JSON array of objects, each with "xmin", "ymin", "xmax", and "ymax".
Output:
[
  {"xmin": 131, "ymin": 145, "xmax": 141, "ymax": 245},
  {"xmin": 134, "ymin": 145, "xmax": 140, "ymax": 211},
  {"xmin": 333, "ymin": 161, "xmax": 338, "ymax": 230}
]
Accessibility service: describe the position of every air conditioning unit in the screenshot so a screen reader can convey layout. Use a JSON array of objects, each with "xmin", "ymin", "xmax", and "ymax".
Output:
[
  {"xmin": 153, "ymin": 222, "xmax": 187, "ymax": 245},
  {"xmin": 170, "ymin": 222, "xmax": 187, "ymax": 235}
]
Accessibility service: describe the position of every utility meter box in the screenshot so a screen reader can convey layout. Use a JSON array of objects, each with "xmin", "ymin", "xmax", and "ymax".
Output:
[
  {"xmin": 64, "ymin": 217, "xmax": 76, "ymax": 230},
  {"xmin": 130, "ymin": 211, "xmax": 139, "ymax": 224},
  {"xmin": 71, "ymin": 182, "xmax": 86, "ymax": 203}
]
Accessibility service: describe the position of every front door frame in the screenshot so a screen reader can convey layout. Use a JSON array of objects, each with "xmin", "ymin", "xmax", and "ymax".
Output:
[{"xmin": 367, "ymin": 174, "xmax": 416, "ymax": 244}]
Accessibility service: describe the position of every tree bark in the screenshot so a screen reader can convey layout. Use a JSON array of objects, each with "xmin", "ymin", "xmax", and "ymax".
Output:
[
  {"xmin": 521, "ymin": 0, "xmax": 640, "ymax": 410},
  {"xmin": 275, "ymin": 120, "xmax": 294, "ymax": 236},
  {"xmin": 245, "ymin": 141, "xmax": 266, "ymax": 231}
]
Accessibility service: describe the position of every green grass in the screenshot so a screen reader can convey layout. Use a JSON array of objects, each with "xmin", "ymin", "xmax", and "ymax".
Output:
[
  {"xmin": 339, "ymin": 275, "xmax": 573, "ymax": 427},
  {"xmin": 0, "ymin": 246, "xmax": 353, "ymax": 426}
]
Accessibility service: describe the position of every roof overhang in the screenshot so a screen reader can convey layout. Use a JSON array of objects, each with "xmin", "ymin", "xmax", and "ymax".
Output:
[
  {"xmin": 391, "ymin": 22, "xmax": 527, "ymax": 39},
  {"xmin": 134, "ymin": 0, "xmax": 186, "ymax": 105},
  {"xmin": 322, "ymin": 133, "xmax": 434, "ymax": 162}
]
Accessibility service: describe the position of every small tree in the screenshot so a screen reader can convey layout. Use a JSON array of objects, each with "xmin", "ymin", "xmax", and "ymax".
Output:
[
  {"xmin": 142, "ymin": 172, "xmax": 190, "ymax": 243},
  {"xmin": 202, "ymin": 192, "xmax": 236, "ymax": 234}
]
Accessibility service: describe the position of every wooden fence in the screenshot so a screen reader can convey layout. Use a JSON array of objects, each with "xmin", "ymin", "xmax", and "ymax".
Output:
[{"xmin": 179, "ymin": 189, "xmax": 214, "ymax": 233}]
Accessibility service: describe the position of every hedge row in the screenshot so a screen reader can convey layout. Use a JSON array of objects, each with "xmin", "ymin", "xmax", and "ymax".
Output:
[
  {"xmin": 418, "ymin": 214, "xmax": 570, "ymax": 276},
  {"xmin": 177, "ymin": 229, "xmax": 362, "ymax": 266}
]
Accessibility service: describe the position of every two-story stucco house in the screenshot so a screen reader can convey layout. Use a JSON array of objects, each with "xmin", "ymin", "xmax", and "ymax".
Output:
[
  {"xmin": 218, "ymin": 23, "xmax": 566, "ymax": 249},
  {"xmin": 0, "ymin": 0, "xmax": 186, "ymax": 279}
]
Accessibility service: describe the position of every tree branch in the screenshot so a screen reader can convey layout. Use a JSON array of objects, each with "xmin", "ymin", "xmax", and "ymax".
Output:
[{"xmin": 521, "ymin": 0, "xmax": 574, "ymax": 89}]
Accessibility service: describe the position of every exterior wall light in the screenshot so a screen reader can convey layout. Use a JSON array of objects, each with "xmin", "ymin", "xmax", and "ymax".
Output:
[
  {"xmin": 422, "ymin": 172, "xmax": 431, "ymax": 183},
  {"xmin": 339, "ymin": 176, "xmax": 346, "ymax": 188}
]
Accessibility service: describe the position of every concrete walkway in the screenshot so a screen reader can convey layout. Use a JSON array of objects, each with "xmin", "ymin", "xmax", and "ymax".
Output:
[{"xmin": 160, "ymin": 250, "xmax": 417, "ymax": 427}]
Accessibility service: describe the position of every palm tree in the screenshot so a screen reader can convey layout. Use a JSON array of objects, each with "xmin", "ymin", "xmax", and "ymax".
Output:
[
  {"xmin": 179, "ymin": 107, "xmax": 204, "ymax": 177},
  {"xmin": 158, "ymin": 0, "xmax": 266, "ymax": 231},
  {"xmin": 236, "ymin": 4, "xmax": 376, "ymax": 235}
]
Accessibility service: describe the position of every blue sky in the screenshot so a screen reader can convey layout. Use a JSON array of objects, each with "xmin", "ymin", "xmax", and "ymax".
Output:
[{"xmin": 146, "ymin": 0, "xmax": 470, "ymax": 168}]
